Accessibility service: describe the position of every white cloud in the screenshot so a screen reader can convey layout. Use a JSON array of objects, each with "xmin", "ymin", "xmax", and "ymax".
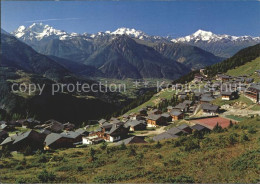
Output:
[{"xmin": 25, "ymin": 18, "xmax": 81, "ymax": 23}]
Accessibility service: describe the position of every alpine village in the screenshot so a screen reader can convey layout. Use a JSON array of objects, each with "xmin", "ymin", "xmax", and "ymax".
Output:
[{"xmin": 1, "ymin": 22, "xmax": 260, "ymax": 183}]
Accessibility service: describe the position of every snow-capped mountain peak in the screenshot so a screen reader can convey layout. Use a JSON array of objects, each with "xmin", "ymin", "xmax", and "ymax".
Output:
[
  {"xmin": 111, "ymin": 27, "xmax": 148, "ymax": 38},
  {"xmin": 171, "ymin": 29, "xmax": 260, "ymax": 43},
  {"xmin": 12, "ymin": 23, "xmax": 75, "ymax": 41}
]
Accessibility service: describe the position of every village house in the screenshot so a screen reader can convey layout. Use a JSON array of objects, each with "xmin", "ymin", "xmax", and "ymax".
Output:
[
  {"xmin": 173, "ymin": 103, "xmax": 187, "ymax": 112},
  {"xmin": 200, "ymin": 94, "xmax": 215, "ymax": 104},
  {"xmin": 1, "ymin": 130, "xmax": 46, "ymax": 152},
  {"xmin": 98, "ymin": 119, "xmax": 107, "ymax": 126},
  {"xmin": 63, "ymin": 122, "xmax": 76, "ymax": 131},
  {"xmin": 44, "ymin": 133, "xmax": 74, "ymax": 150},
  {"xmin": 245, "ymin": 84, "xmax": 260, "ymax": 103},
  {"xmin": 153, "ymin": 132, "xmax": 179, "ymax": 141},
  {"xmin": 176, "ymin": 124, "xmax": 193, "ymax": 134},
  {"xmin": 167, "ymin": 106, "xmax": 173, "ymax": 112},
  {"xmin": 191, "ymin": 124, "xmax": 211, "ymax": 133},
  {"xmin": 60, "ymin": 131, "xmax": 83, "ymax": 143},
  {"xmin": 221, "ymin": 90, "xmax": 238, "ymax": 100},
  {"xmin": 21, "ymin": 118, "xmax": 41, "ymax": 129},
  {"xmin": 194, "ymin": 73, "xmax": 204, "ymax": 83},
  {"xmin": 82, "ymin": 135, "xmax": 104, "ymax": 145},
  {"xmin": 161, "ymin": 113, "xmax": 172, "ymax": 122},
  {"xmin": 201, "ymin": 103, "xmax": 219, "ymax": 115},
  {"xmin": 216, "ymin": 74, "xmax": 231, "ymax": 82},
  {"xmin": 0, "ymin": 130, "xmax": 8, "ymax": 142},
  {"xmin": 103, "ymin": 124, "xmax": 129, "ymax": 142},
  {"xmin": 170, "ymin": 110, "xmax": 184, "ymax": 121},
  {"xmin": 148, "ymin": 109, "xmax": 162, "ymax": 115},
  {"xmin": 147, "ymin": 114, "xmax": 166, "ymax": 127},
  {"xmin": 116, "ymin": 136, "xmax": 147, "ymax": 145},
  {"xmin": 125, "ymin": 120, "xmax": 146, "ymax": 131},
  {"xmin": 138, "ymin": 108, "xmax": 148, "ymax": 116}
]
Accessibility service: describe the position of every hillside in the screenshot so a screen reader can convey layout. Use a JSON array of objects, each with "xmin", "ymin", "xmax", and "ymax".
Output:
[
  {"xmin": 85, "ymin": 36, "xmax": 190, "ymax": 79},
  {"xmin": 174, "ymin": 44, "xmax": 260, "ymax": 84},
  {"xmin": 0, "ymin": 117, "xmax": 259, "ymax": 183},
  {"xmin": 226, "ymin": 57, "xmax": 260, "ymax": 82},
  {"xmin": 153, "ymin": 42, "xmax": 223, "ymax": 69}
]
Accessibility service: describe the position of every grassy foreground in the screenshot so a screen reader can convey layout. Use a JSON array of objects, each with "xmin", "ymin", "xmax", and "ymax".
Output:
[{"xmin": 0, "ymin": 117, "xmax": 259, "ymax": 183}]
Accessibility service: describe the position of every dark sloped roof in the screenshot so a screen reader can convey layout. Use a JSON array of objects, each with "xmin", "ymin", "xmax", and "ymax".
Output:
[
  {"xmin": 191, "ymin": 124, "xmax": 210, "ymax": 131},
  {"xmin": 166, "ymin": 127, "xmax": 185, "ymax": 135},
  {"xmin": 153, "ymin": 132, "xmax": 178, "ymax": 141},
  {"xmin": 60, "ymin": 131, "xmax": 81, "ymax": 139},
  {"xmin": 201, "ymin": 103, "xmax": 219, "ymax": 111},
  {"xmin": 170, "ymin": 110, "xmax": 182, "ymax": 116},
  {"xmin": 44, "ymin": 133, "xmax": 63, "ymax": 146},
  {"xmin": 116, "ymin": 136, "xmax": 147, "ymax": 145},
  {"xmin": 13, "ymin": 130, "xmax": 34, "ymax": 144},
  {"xmin": 147, "ymin": 114, "xmax": 162, "ymax": 121},
  {"xmin": 125, "ymin": 120, "xmax": 146, "ymax": 127}
]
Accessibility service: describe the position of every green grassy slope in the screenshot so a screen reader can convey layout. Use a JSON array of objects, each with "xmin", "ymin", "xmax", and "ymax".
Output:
[
  {"xmin": 226, "ymin": 57, "xmax": 260, "ymax": 82},
  {"xmin": 1, "ymin": 117, "xmax": 259, "ymax": 183}
]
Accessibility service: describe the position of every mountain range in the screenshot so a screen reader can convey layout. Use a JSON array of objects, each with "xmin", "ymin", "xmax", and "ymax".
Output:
[
  {"xmin": 8, "ymin": 23, "xmax": 228, "ymax": 77},
  {"xmin": 12, "ymin": 23, "xmax": 260, "ymax": 59}
]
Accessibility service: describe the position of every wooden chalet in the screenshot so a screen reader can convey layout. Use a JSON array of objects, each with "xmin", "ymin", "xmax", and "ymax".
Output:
[
  {"xmin": 44, "ymin": 133, "xmax": 74, "ymax": 150},
  {"xmin": 116, "ymin": 136, "xmax": 147, "ymax": 145},
  {"xmin": 125, "ymin": 120, "xmax": 146, "ymax": 131},
  {"xmin": 221, "ymin": 91, "xmax": 238, "ymax": 100},
  {"xmin": 245, "ymin": 84, "xmax": 260, "ymax": 103},
  {"xmin": 147, "ymin": 114, "xmax": 166, "ymax": 127},
  {"xmin": 201, "ymin": 103, "xmax": 219, "ymax": 115},
  {"xmin": 170, "ymin": 110, "xmax": 184, "ymax": 121}
]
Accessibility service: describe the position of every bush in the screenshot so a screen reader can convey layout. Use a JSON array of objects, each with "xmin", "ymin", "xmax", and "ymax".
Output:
[
  {"xmin": 15, "ymin": 164, "xmax": 24, "ymax": 170},
  {"xmin": 77, "ymin": 166, "xmax": 83, "ymax": 172},
  {"xmin": 248, "ymin": 126, "xmax": 257, "ymax": 134},
  {"xmin": 240, "ymin": 133, "xmax": 249, "ymax": 142},
  {"xmin": 155, "ymin": 141, "xmax": 162, "ymax": 149},
  {"xmin": 24, "ymin": 146, "xmax": 33, "ymax": 156},
  {"xmin": 37, "ymin": 170, "xmax": 56, "ymax": 182},
  {"xmin": 36, "ymin": 154, "xmax": 48, "ymax": 163},
  {"xmin": 100, "ymin": 142, "xmax": 108, "ymax": 150},
  {"xmin": 119, "ymin": 143, "xmax": 127, "ymax": 150},
  {"xmin": 183, "ymin": 138, "xmax": 200, "ymax": 152},
  {"xmin": 128, "ymin": 146, "xmax": 136, "ymax": 156},
  {"xmin": 228, "ymin": 133, "xmax": 238, "ymax": 145},
  {"xmin": 213, "ymin": 123, "xmax": 224, "ymax": 133}
]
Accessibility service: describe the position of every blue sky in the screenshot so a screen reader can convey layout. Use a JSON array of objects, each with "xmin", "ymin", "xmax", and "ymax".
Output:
[{"xmin": 1, "ymin": 1, "xmax": 260, "ymax": 37}]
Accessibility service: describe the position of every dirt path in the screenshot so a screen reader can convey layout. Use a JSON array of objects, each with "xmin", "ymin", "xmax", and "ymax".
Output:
[
  {"xmin": 222, "ymin": 104, "xmax": 260, "ymax": 116},
  {"xmin": 135, "ymin": 126, "xmax": 166, "ymax": 136}
]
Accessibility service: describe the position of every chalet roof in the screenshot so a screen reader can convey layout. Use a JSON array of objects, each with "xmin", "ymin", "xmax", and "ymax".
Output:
[
  {"xmin": 39, "ymin": 129, "xmax": 52, "ymax": 135},
  {"xmin": 98, "ymin": 119, "xmax": 107, "ymax": 124},
  {"xmin": 61, "ymin": 131, "xmax": 81, "ymax": 139},
  {"xmin": 183, "ymin": 100, "xmax": 193, "ymax": 105},
  {"xmin": 0, "ymin": 121, "xmax": 7, "ymax": 125},
  {"xmin": 75, "ymin": 128, "xmax": 88, "ymax": 135},
  {"xmin": 191, "ymin": 124, "xmax": 210, "ymax": 131},
  {"xmin": 125, "ymin": 120, "xmax": 146, "ymax": 127},
  {"xmin": 153, "ymin": 132, "xmax": 178, "ymax": 141},
  {"xmin": 170, "ymin": 110, "xmax": 182, "ymax": 116},
  {"xmin": 221, "ymin": 91, "xmax": 233, "ymax": 96},
  {"xmin": 201, "ymin": 103, "xmax": 219, "ymax": 111},
  {"xmin": 148, "ymin": 109, "xmax": 161, "ymax": 114},
  {"xmin": 44, "ymin": 133, "xmax": 73, "ymax": 146},
  {"xmin": 110, "ymin": 119, "xmax": 121, "ymax": 124},
  {"xmin": 177, "ymin": 124, "xmax": 190, "ymax": 130},
  {"xmin": 107, "ymin": 124, "xmax": 126, "ymax": 135},
  {"xmin": 248, "ymin": 84, "xmax": 260, "ymax": 91},
  {"xmin": 167, "ymin": 106, "xmax": 173, "ymax": 110},
  {"xmin": 0, "ymin": 136, "xmax": 16, "ymax": 145},
  {"xmin": 174, "ymin": 103, "xmax": 187, "ymax": 110},
  {"xmin": 147, "ymin": 114, "xmax": 162, "ymax": 121},
  {"xmin": 116, "ymin": 136, "xmax": 147, "ymax": 145},
  {"xmin": 13, "ymin": 130, "xmax": 34, "ymax": 144},
  {"xmin": 0, "ymin": 124, "xmax": 7, "ymax": 130},
  {"xmin": 166, "ymin": 127, "xmax": 186, "ymax": 135},
  {"xmin": 200, "ymin": 95, "xmax": 214, "ymax": 102},
  {"xmin": 161, "ymin": 113, "xmax": 171, "ymax": 118}
]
